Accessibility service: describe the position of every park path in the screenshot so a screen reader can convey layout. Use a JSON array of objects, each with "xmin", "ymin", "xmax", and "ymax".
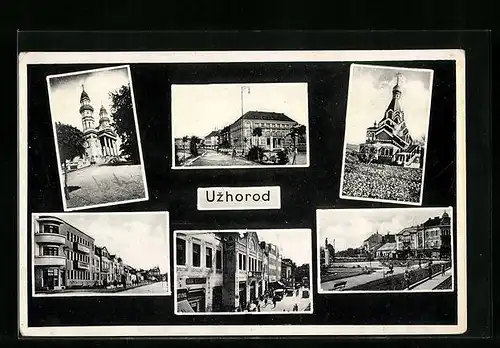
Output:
[{"xmin": 186, "ymin": 151, "xmax": 255, "ymax": 167}]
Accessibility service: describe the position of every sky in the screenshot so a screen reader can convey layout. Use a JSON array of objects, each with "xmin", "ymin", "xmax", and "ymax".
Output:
[
  {"xmin": 255, "ymin": 229, "xmax": 311, "ymax": 266},
  {"xmin": 344, "ymin": 64, "xmax": 433, "ymax": 145},
  {"xmin": 41, "ymin": 213, "xmax": 169, "ymax": 272},
  {"xmin": 171, "ymin": 83, "xmax": 309, "ymax": 138},
  {"xmin": 317, "ymin": 208, "xmax": 451, "ymax": 252},
  {"xmin": 47, "ymin": 66, "xmax": 132, "ymax": 149}
]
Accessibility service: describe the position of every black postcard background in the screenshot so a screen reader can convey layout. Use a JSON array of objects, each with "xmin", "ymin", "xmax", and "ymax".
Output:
[{"xmin": 26, "ymin": 59, "xmax": 459, "ymax": 327}]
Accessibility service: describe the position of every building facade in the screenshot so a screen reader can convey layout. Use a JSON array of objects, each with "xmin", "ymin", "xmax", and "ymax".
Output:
[
  {"xmin": 79, "ymin": 85, "xmax": 120, "ymax": 164},
  {"xmin": 176, "ymin": 232, "xmax": 288, "ymax": 313},
  {"xmin": 33, "ymin": 215, "xmax": 158, "ymax": 292},
  {"xmin": 224, "ymin": 111, "xmax": 301, "ymax": 154},
  {"xmin": 203, "ymin": 130, "xmax": 220, "ymax": 150},
  {"xmin": 281, "ymin": 258, "xmax": 295, "ymax": 287},
  {"xmin": 395, "ymin": 211, "xmax": 452, "ymax": 259},
  {"xmin": 34, "ymin": 215, "xmax": 95, "ymax": 291},
  {"xmin": 358, "ymin": 73, "xmax": 423, "ymax": 168}
]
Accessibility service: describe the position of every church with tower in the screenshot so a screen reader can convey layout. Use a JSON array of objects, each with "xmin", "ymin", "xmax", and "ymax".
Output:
[
  {"xmin": 79, "ymin": 85, "xmax": 120, "ymax": 164},
  {"xmin": 358, "ymin": 73, "xmax": 424, "ymax": 168}
]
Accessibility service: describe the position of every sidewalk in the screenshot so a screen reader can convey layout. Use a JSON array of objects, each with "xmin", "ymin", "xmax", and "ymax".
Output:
[
  {"xmin": 410, "ymin": 269, "xmax": 452, "ymax": 291},
  {"xmin": 37, "ymin": 282, "xmax": 155, "ymax": 294}
]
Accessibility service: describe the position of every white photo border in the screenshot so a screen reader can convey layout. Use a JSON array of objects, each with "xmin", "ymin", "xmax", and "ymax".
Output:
[
  {"xmin": 316, "ymin": 206, "xmax": 455, "ymax": 294},
  {"xmin": 18, "ymin": 49, "xmax": 466, "ymax": 336},
  {"xmin": 170, "ymin": 82, "xmax": 311, "ymax": 170},
  {"xmin": 173, "ymin": 229, "xmax": 314, "ymax": 316},
  {"xmin": 46, "ymin": 65, "xmax": 149, "ymax": 212},
  {"xmin": 30, "ymin": 211, "xmax": 171, "ymax": 298},
  {"xmin": 338, "ymin": 64, "xmax": 434, "ymax": 206}
]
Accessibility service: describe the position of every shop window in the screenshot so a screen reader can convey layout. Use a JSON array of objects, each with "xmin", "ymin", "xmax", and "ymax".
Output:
[
  {"xmin": 192, "ymin": 243, "xmax": 201, "ymax": 267},
  {"xmin": 43, "ymin": 225, "xmax": 59, "ymax": 234},
  {"xmin": 216, "ymin": 249, "xmax": 222, "ymax": 270},
  {"xmin": 176, "ymin": 238, "xmax": 186, "ymax": 266},
  {"xmin": 42, "ymin": 246, "xmax": 59, "ymax": 256},
  {"xmin": 206, "ymin": 247, "xmax": 213, "ymax": 268}
]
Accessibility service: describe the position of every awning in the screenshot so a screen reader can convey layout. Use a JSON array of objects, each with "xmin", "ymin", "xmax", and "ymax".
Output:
[{"xmin": 177, "ymin": 300, "xmax": 195, "ymax": 313}]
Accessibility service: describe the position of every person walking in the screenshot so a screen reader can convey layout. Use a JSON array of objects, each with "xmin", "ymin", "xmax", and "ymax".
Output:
[
  {"xmin": 232, "ymin": 147, "xmax": 236, "ymax": 159},
  {"xmin": 404, "ymin": 270, "xmax": 410, "ymax": 290},
  {"xmin": 272, "ymin": 297, "xmax": 277, "ymax": 308},
  {"xmin": 441, "ymin": 264, "xmax": 446, "ymax": 276}
]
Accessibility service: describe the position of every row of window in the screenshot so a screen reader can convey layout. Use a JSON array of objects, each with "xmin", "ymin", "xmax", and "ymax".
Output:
[
  {"xmin": 176, "ymin": 238, "xmax": 222, "ymax": 270},
  {"xmin": 244, "ymin": 122, "xmax": 292, "ymax": 129},
  {"xmin": 67, "ymin": 232, "xmax": 92, "ymax": 247},
  {"xmin": 237, "ymin": 253, "xmax": 263, "ymax": 272},
  {"xmin": 42, "ymin": 246, "xmax": 59, "ymax": 256},
  {"xmin": 42, "ymin": 225, "xmax": 59, "ymax": 235},
  {"xmin": 67, "ymin": 269, "xmax": 91, "ymax": 281},
  {"xmin": 67, "ymin": 250, "xmax": 90, "ymax": 263}
]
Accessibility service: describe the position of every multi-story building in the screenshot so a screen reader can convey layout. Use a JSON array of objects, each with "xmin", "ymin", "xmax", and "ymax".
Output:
[
  {"xmin": 34, "ymin": 215, "xmax": 95, "ymax": 291},
  {"xmin": 281, "ymin": 258, "xmax": 295, "ymax": 286},
  {"xmin": 176, "ymin": 231, "xmax": 290, "ymax": 313},
  {"xmin": 226, "ymin": 111, "xmax": 301, "ymax": 154},
  {"xmin": 362, "ymin": 231, "xmax": 384, "ymax": 253},
  {"xmin": 395, "ymin": 211, "xmax": 452, "ymax": 259},
  {"xmin": 203, "ymin": 130, "xmax": 219, "ymax": 150}
]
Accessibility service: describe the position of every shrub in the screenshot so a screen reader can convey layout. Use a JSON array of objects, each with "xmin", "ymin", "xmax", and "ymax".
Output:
[{"xmin": 247, "ymin": 146, "xmax": 265, "ymax": 161}]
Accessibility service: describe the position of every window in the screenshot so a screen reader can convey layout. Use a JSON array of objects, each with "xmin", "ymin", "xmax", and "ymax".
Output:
[
  {"xmin": 192, "ymin": 243, "xmax": 201, "ymax": 267},
  {"xmin": 43, "ymin": 225, "xmax": 59, "ymax": 234},
  {"xmin": 238, "ymin": 253, "xmax": 243, "ymax": 270},
  {"xmin": 206, "ymin": 247, "xmax": 213, "ymax": 268},
  {"xmin": 176, "ymin": 238, "xmax": 186, "ymax": 265},
  {"xmin": 216, "ymin": 249, "xmax": 222, "ymax": 270},
  {"xmin": 243, "ymin": 255, "xmax": 247, "ymax": 270},
  {"xmin": 42, "ymin": 246, "xmax": 59, "ymax": 256}
]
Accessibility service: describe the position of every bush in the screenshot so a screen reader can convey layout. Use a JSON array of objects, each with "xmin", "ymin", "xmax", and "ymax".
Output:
[
  {"xmin": 275, "ymin": 150, "xmax": 289, "ymax": 164},
  {"xmin": 247, "ymin": 146, "xmax": 265, "ymax": 161}
]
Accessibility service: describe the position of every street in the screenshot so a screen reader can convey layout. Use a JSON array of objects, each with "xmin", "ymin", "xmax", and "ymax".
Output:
[
  {"xmin": 259, "ymin": 288, "xmax": 312, "ymax": 313},
  {"xmin": 185, "ymin": 150, "xmax": 256, "ymax": 167},
  {"xmin": 65, "ymin": 164, "xmax": 146, "ymax": 208},
  {"xmin": 120, "ymin": 281, "xmax": 170, "ymax": 294}
]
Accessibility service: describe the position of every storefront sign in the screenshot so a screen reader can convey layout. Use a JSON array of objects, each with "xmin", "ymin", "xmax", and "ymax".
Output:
[{"xmin": 186, "ymin": 277, "xmax": 207, "ymax": 285}]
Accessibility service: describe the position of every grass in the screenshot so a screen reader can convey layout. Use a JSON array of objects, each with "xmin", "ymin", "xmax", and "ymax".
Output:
[{"xmin": 321, "ymin": 267, "xmax": 368, "ymax": 282}]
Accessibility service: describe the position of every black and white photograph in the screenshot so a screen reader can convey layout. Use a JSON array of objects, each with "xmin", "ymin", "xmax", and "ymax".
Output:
[
  {"xmin": 171, "ymin": 83, "xmax": 309, "ymax": 169},
  {"xmin": 317, "ymin": 207, "xmax": 454, "ymax": 293},
  {"xmin": 46, "ymin": 65, "xmax": 148, "ymax": 211},
  {"xmin": 340, "ymin": 64, "xmax": 434, "ymax": 205},
  {"xmin": 32, "ymin": 212, "xmax": 171, "ymax": 297},
  {"xmin": 174, "ymin": 229, "xmax": 313, "ymax": 314}
]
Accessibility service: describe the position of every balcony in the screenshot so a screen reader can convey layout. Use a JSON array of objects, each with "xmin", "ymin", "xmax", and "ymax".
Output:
[
  {"xmin": 36, "ymin": 216, "xmax": 64, "ymax": 225},
  {"xmin": 35, "ymin": 255, "xmax": 66, "ymax": 267},
  {"xmin": 74, "ymin": 260, "xmax": 90, "ymax": 270},
  {"xmin": 35, "ymin": 233, "xmax": 66, "ymax": 245},
  {"xmin": 73, "ymin": 242, "xmax": 90, "ymax": 254}
]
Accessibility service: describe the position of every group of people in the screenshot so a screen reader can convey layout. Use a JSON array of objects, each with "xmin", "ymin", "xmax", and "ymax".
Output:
[
  {"xmin": 235, "ymin": 289, "xmax": 302, "ymax": 313},
  {"xmin": 341, "ymin": 161, "xmax": 422, "ymax": 203}
]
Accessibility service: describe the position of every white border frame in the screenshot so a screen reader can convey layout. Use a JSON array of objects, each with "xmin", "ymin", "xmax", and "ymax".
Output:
[
  {"xmin": 170, "ymin": 82, "xmax": 311, "ymax": 170},
  {"xmin": 316, "ymin": 207, "xmax": 455, "ymax": 294},
  {"xmin": 173, "ymin": 229, "xmax": 314, "ymax": 316},
  {"xmin": 30, "ymin": 211, "xmax": 171, "ymax": 298},
  {"xmin": 46, "ymin": 65, "xmax": 149, "ymax": 211},
  {"xmin": 18, "ymin": 49, "xmax": 466, "ymax": 336},
  {"xmin": 338, "ymin": 64, "xmax": 434, "ymax": 206}
]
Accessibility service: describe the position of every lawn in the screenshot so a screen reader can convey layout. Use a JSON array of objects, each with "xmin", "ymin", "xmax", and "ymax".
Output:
[
  {"xmin": 342, "ymin": 160, "xmax": 423, "ymax": 203},
  {"xmin": 320, "ymin": 267, "xmax": 368, "ymax": 282}
]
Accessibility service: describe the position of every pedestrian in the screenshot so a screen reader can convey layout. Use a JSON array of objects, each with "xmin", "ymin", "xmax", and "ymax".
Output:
[
  {"xmin": 441, "ymin": 264, "xmax": 446, "ymax": 276},
  {"xmin": 257, "ymin": 302, "xmax": 261, "ymax": 312},
  {"xmin": 293, "ymin": 303, "xmax": 299, "ymax": 312},
  {"xmin": 232, "ymin": 147, "xmax": 236, "ymax": 159},
  {"xmin": 272, "ymin": 297, "xmax": 277, "ymax": 308},
  {"xmin": 264, "ymin": 297, "xmax": 268, "ymax": 307},
  {"xmin": 404, "ymin": 270, "xmax": 410, "ymax": 289}
]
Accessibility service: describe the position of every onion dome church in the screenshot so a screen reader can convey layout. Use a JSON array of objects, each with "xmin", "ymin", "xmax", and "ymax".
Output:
[
  {"xmin": 359, "ymin": 73, "xmax": 423, "ymax": 168},
  {"xmin": 79, "ymin": 85, "xmax": 119, "ymax": 164}
]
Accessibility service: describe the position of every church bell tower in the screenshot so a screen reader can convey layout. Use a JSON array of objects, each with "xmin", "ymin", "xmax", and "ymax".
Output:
[{"xmin": 79, "ymin": 84, "xmax": 95, "ymax": 132}]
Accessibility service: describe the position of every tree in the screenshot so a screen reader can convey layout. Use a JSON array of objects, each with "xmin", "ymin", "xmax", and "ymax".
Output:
[
  {"xmin": 252, "ymin": 127, "xmax": 263, "ymax": 160},
  {"xmin": 109, "ymin": 84, "xmax": 140, "ymax": 164},
  {"xmin": 55, "ymin": 122, "xmax": 86, "ymax": 199},
  {"xmin": 288, "ymin": 124, "xmax": 306, "ymax": 164},
  {"xmin": 182, "ymin": 136, "xmax": 189, "ymax": 160},
  {"xmin": 189, "ymin": 136, "xmax": 201, "ymax": 157}
]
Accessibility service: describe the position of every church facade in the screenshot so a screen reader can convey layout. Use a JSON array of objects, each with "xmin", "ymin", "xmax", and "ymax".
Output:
[
  {"xmin": 358, "ymin": 73, "xmax": 424, "ymax": 168},
  {"xmin": 79, "ymin": 85, "xmax": 120, "ymax": 164}
]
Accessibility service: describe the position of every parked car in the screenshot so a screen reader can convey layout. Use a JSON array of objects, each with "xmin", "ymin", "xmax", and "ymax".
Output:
[
  {"xmin": 302, "ymin": 289, "xmax": 310, "ymax": 298},
  {"xmin": 261, "ymin": 149, "xmax": 289, "ymax": 165},
  {"xmin": 273, "ymin": 289, "xmax": 285, "ymax": 301}
]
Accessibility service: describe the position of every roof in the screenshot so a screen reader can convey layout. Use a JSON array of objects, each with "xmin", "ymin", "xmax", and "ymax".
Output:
[
  {"xmin": 377, "ymin": 242, "xmax": 397, "ymax": 252},
  {"xmin": 205, "ymin": 130, "xmax": 219, "ymax": 138},
  {"xmin": 397, "ymin": 226, "xmax": 418, "ymax": 235},
  {"xmin": 232, "ymin": 111, "xmax": 297, "ymax": 125}
]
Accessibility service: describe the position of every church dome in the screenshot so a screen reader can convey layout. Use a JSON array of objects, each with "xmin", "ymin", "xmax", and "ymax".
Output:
[
  {"xmin": 80, "ymin": 89, "xmax": 90, "ymax": 103},
  {"xmin": 393, "ymin": 83, "xmax": 402, "ymax": 93}
]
